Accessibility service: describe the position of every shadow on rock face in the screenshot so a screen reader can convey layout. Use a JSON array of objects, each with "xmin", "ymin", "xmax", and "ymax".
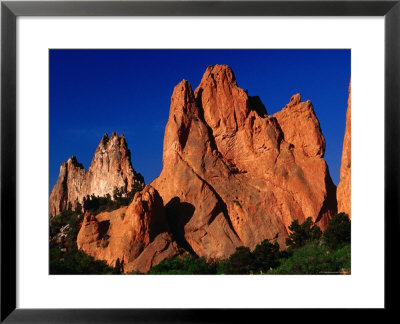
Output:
[
  {"xmin": 248, "ymin": 96, "xmax": 268, "ymax": 117},
  {"xmin": 97, "ymin": 220, "xmax": 110, "ymax": 239},
  {"xmin": 165, "ymin": 197, "xmax": 196, "ymax": 255}
]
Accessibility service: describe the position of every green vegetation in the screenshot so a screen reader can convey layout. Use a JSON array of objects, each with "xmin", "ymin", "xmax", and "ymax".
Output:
[
  {"xmin": 50, "ymin": 246, "xmax": 116, "ymax": 274},
  {"xmin": 147, "ymin": 213, "xmax": 351, "ymax": 275},
  {"xmin": 215, "ymin": 239, "xmax": 283, "ymax": 274},
  {"xmin": 285, "ymin": 217, "xmax": 322, "ymax": 249},
  {"xmin": 83, "ymin": 183, "xmax": 143, "ymax": 215},
  {"xmin": 50, "ymin": 182, "xmax": 145, "ymax": 274},
  {"xmin": 217, "ymin": 246, "xmax": 253, "ymax": 274},
  {"xmin": 268, "ymin": 214, "xmax": 350, "ymax": 274},
  {"xmin": 233, "ymin": 200, "xmax": 242, "ymax": 208},
  {"xmin": 114, "ymin": 258, "xmax": 122, "ymax": 274},
  {"xmin": 50, "ymin": 209, "xmax": 116, "ymax": 274},
  {"xmin": 50, "ymin": 208, "xmax": 83, "ymax": 241},
  {"xmin": 50, "ymin": 199, "xmax": 350, "ymax": 275},
  {"xmin": 268, "ymin": 242, "xmax": 350, "ymax": 274},
  {"xmin": 148, "ymin": 254, "xmax": 217, "ymax": 274},
  {"xmin": 322, "ymin": 212, "xmax": 351, "ymax": 250},
  {"xmin": 251, "ymin": 239, "xmax": 281, "ymax": 273}
]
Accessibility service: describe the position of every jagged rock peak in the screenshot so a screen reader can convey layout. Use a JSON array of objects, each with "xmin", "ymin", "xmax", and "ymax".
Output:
[
  {"xmin": 171, "ymin": 79, "xmax": 196, "ymax": 110},
  {"xmin": 98, "ymin": 132, "xmax": 127, "ymax": 148},
  {"xmin": 83, "ymin": 131, "xmax": 140, "ymax": 199},
  {"xmin": 92, "ymin": 132, "xmax": 131, "ymax": 163},
  {"xmin": 67, "ymin": 155, "xmax": 85, "ymax": 169},
  {"xmin": 199, "ymin": 64, "xmax": 237, "ymax": 86},
  {"xmin": 286, "ymin": 93, "xmax": 302, "ymax": 107},
  {"xmin": 68, "ymin": 155, "xmax": 78, "ymax": 163},
  {"xmin": 49, "ymin": 133, "xmax": 144, "ymax": 217},
  {"xmin": 49, "ymin": 155, "xmax": 86, "ymax": 217},
  {"xmin": 152, "ymin": 64, "xmax": 337, "ymax": 259},
  {"xmin": 274, "ymin": 94, "xmax": 325, "ymax": 158},
  {"xmin": 194, "ymin": 64, "xmax": 249, "ymax": 138}
]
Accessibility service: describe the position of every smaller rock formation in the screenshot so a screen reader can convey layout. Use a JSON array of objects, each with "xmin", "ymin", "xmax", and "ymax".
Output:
[
  {"xmin": 273, "ymin": 93, "xmax": 326, "ymax": 158},
  {"xmin": 337, "ymin": 82, "xmax": 351, "ymax": 218},
  {"xmin": 49, "ymin": 156, "xmax": 86, "ymax": 217},
  {"xmin": 77, "ymin": 185, "xmax": 180, "ymax": 273},
  {"xmin": 81, "ymin": 132, "xmax": 138, "ymax": 198},
  {"xmin": 49, "ymin": 132, "xmax": 144, "ymax": 217}
]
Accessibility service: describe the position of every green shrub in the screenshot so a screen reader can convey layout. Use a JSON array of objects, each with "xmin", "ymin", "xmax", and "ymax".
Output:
[
  {"xmin": 268, "ymin": 242, "xmax": 350, "ymax": 274},
  {"xmin": 330, "ymin": 244, "xmax": 351, "ymax": 272},
  {"xmin": 218, "ymin": 246, "xmax": 254, "ymax": 274},
  {"xmin": 251, "ymin": 239, "xmax": 280, "ymax": 274},
  {"xmin": 50, "ymin": 247, "xmax": 114, "ymax": 274},
  {"xmin": 50, "ymin": 209, "xmax": 114, "ymax": 274},
  {"xmin": 50, "ymin": 209, "xmax": 83, "ymax": 240},
  {"xmin": 268, "ymin": 242, "xmax": 331, "ymax": 274},
  {"xmin": 285, "ymin": 217, "xmax": 322, "ymax": 249},
  {"xmin": 83, "ymin": 183, "xmax": 144, "ymax": 216},
  {"xmin": 323, "ymin": 213, "xmax": 351, "ymax": 250},
  {"xmin": 149, "ymin": 255, "xmax": 217, "ymax": 274},
  {"xmin": 216, "ymin": 259, "xmax": 231, "ymax": 274},
  {"xmin": 113, "ymin": 258, "xmax": 122, "ymax": 274}
]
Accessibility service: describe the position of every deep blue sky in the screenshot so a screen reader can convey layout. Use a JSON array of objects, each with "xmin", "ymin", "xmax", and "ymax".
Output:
[{"xmin": 50, "ymin": 49, "xmax": 350, "ymax": 192}]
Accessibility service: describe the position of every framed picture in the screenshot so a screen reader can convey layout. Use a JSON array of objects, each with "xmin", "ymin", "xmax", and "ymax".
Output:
[{"xmin": 1, "ymin": 0, "xmax": 398, "ymax": 321}]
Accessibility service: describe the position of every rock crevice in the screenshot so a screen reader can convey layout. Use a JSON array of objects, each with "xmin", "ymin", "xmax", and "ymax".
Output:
[{"xmin": 337, "ymin": 81, "xmax": 351, "ymax": 218}]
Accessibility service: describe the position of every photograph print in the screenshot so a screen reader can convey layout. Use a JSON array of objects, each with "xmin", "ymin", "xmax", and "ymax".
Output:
[{"xmin": 49, "ymin": 49, "xmax": 351, "ymax": 275}]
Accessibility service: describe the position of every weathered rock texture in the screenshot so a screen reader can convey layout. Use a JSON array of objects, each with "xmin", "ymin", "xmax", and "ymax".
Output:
[
  {"xmin": 54, "ymin": 65, "xmax": 341, "ymax": 273},
  {"xmin": 337, "ymin": 82, "xmax": 351, "ymax": 218},
  {"xmin": 77, "ymin": 185, "xmax": 180, "ymax": 273},
  {"xmin": 49, "ymin": 156, "xmax": 86, "ymax": 217},
  {"xmin": 49, "ymin": 132, "xmax": 143, "ymax": 217},
  {"xmin": 152, "ymin": 65, "xmax": 337, "ymax": 259}
]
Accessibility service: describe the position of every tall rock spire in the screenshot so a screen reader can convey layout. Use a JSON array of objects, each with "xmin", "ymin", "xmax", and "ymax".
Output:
[
  {"xmin": 152, "ymin": 64, "xmax": 337, "ymax": 257},
  {"xmin": 81, "ymin": 132, "xmax": 138, "ymax": 198},
  {"xmin": 337, "ymin": 81, "xmax": 351, "ymax": 218}
]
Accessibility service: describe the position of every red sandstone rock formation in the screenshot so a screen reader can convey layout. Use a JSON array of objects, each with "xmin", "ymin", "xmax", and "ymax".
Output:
[
  {"xmin": 55, "ymin": 65, "xmax": 340, "ymax": 273},
  {"xmin": 49, "ymin": 132, "xmax": 143, "ymax": 217},
  {"xmin": 337, "ymin": 82, "xmax": 351, "ymax": 218},
  {"xmin": 152, "ymin": 65, "xmax": 337, "ymax": 258},
  {"xmin": 77, "ymin": 185, "xmax": 179, "ymax": 273}
]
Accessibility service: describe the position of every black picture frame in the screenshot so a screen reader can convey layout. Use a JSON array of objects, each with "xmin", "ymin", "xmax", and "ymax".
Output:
[{"xmin": 1, "ymin": 0, "xmax": 399, "ymax": 322}]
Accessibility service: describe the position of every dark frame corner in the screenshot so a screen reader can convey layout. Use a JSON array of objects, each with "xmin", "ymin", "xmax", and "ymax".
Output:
[{"xmin": 1, "ymin": 1, "xmax": 399, "ymax": 322}]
